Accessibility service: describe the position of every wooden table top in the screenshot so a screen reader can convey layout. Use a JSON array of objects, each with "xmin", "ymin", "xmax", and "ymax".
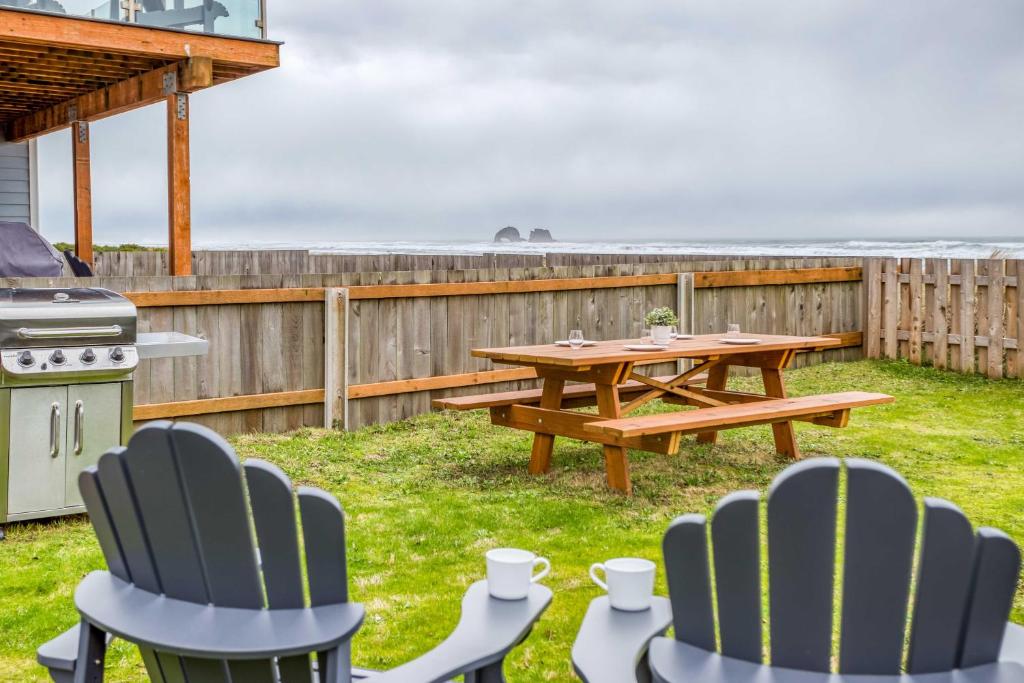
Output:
[{"xmin": 472, "ymin": 334, "xmax": 841, "ymax": 368}]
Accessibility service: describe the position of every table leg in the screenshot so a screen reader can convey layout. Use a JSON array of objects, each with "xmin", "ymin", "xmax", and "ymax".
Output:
[
  {"xmin": 527, "ymin": 378, "xmax": 565, "ymax": 474},
  {"xmin": 761, "ymin": 367, "xmax": 800, "ymax": 459},
  {"xmin": 696, "ymin": 363, "xmax": 730, "ymax": 445},
  {"xmin": 595, "ymin": 383, "xmax": 631, "ymax": 494}
]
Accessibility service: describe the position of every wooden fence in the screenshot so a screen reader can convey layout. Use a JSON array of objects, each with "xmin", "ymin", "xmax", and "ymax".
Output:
[
  {"xmin": 7, "ymin": 256, "xmax": 864, "ymax": 433},
  {"xmin": 864, "ymin": 258, "xmax": 1023, "ymax": 379}
]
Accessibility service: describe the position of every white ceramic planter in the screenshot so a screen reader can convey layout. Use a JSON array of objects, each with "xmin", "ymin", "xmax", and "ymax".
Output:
[{"xmin": 651, "ymin": 325, "xmax": 673, "ymax": 345}]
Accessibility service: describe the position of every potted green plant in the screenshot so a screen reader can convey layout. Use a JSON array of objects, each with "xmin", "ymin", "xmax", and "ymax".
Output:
[{"xmin": 644, "ymin": 307, "xmax": 679, "ymax": 345}]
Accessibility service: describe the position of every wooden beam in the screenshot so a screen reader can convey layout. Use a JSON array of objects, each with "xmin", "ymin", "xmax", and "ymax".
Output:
[
  {"xmin": 349, "ymin": 367, "xmax": 540, "ymax": 399},
  {"xmin": 71, "ymin": 120, "xmax": 93, "ymax": 265},
  {"xmin": 324, "ymin": 288, "xmax": 349, "ymax": 429},
  {"xmin": 6, "ymin": 58, "xmax": 214, "ymax": 141},
  {"xmin": 346, "ymin": 273, "xmax": 680, "ymax": 299},
  {"xmin": 134, "ymin": 388, "xmax": 323, "ymax": 421},
  {"xmin": 693, "ymin": 267, "xmax": 862, "ymax": 289},
  {"xmin": 167, "ymin": 90, "xmax": 191, "ymax": 276},
  {"xmin": 0, "ymin": 8, "xmax": 280, "ymax": 67},
  {"xmin": 125, "ymin": 288, "xmax": 327, "ymax": 307}
]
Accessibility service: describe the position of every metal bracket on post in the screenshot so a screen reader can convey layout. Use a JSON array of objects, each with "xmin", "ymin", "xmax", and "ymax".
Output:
[
  {"xmin": 67, "ymin": 104, "xmax": 77, "ymax": 123},
  {"xmin": 76, "ymin": 122, "xmax": 88, "ymax": 144},
  {"xmin": 324, "ymin": 288, "xmax": 350, "ymax": 430},
  {"xmin": 677, "ymin": 273, "xmax": 695, "ymax": 373},
  {"xmin": 175, "ymin": 94, "xmax": 188, "ymax": 121},
  {"xmin": 162, "ymin": 71, "xmax": 178, "ymax": 96}
]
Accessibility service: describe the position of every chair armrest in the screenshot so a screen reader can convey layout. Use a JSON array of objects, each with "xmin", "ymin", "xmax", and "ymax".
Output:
[
  {"xmin": 1002, "ymin": 622, "xmax": 1024, "ymax": 665},
  {"xmin": 37, "ymin": 624, "xmax": 115, "ymax": 683},
  {"xmin": 364, "ymin": 580, "xmax": 552, "ymax": 683},
  {"xmin": 36, "ymin": 624, "xmax": 79, "ymax": 682},
  {"xmin": 75, "ymin": 571, "xmax": 364, "ymax": 659},
  {"xmin": 572, "ymin": 596, "xmax": 672, "ymax": 683}
]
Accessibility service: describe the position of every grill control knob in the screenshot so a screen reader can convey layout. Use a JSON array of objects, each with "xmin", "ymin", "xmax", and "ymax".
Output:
[
  {"xmin": 49, "ymin": 349, "xmax": 67, "ymax": 365},
  {"xmin": 80, "ymin": 348, "xmax": 97, "ymax": 365},
  {"xmin": 109, "ymin": 347, "xmax": 126, "ymax": 363},
  {"xmin": 17, "ymin": 350, "xmax": 34, "ymax": 367}
]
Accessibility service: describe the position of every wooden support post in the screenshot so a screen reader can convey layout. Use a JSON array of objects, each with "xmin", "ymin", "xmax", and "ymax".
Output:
[
  {"xmin": 324, "ymin": 288, "xmax": 349, "ymax": 430},
  {"xmin": 71, "ymin": 120, "xmax": 93, "ymax": 265},
  {"xmin": 527, "ymin": 378, "xmax": 565, "ymax": 474},
  {"xmin": 167, "ymin": 91, "xmax": 192, "ymax": 276}
]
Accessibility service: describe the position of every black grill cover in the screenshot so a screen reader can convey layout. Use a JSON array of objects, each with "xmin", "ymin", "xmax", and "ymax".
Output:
[{"xmin": 0, "ymin": 222, "xmax": 65, "ymax": 277}]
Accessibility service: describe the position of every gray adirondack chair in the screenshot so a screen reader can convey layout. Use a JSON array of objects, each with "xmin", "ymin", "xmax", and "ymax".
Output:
[
  {"xmin": 37, "ymin": 421, "xmax": 552, "ymax": 683},
  {"xmin": 573, "ymin": 458, "xmax": 1024, "ymax": 683}
]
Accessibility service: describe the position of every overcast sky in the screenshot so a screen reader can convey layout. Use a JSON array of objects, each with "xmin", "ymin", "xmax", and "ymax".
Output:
[{"xmin": 37, "ymin": 0, "xmax": 1024, "ymax": 245}]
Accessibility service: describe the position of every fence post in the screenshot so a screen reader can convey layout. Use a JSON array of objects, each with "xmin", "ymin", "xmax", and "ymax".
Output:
[
  {"xmin": 677, "ymin": 272, "xmax": 695, "ymax": 373},
  {"xmin": 863, "ymin": 258, "xmax": 882, "ymax": 359},
  {"xmin": 324, "ymin": 287, "xmax": 349, "ymax": 430}
]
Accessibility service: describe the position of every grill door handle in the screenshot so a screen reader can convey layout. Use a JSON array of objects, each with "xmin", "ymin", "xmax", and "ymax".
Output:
[
  {"xmin": 49, "ymin": 402, "xmax": 61, "ymax": 458},
  {"xmin": 18, "ymin": 325, "xmax": 123, "ymax": 340},
  {"xmin": 73, "ymin": 401, "xmax": 85, "ymax": 455}
]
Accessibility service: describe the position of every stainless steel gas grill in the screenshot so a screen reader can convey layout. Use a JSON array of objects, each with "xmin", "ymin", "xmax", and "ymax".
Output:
[{"xmin": 0, "ymin": 288, "xmax": 140, "ymax": 531}]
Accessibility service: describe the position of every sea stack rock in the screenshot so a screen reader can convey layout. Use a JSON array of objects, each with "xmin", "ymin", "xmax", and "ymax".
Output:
[
  {"xmin": 494, "ymin": 226, "xmax": 523, "ymax": 243},
  {"xmin": 529, "ymin": 229, "xmax": 555, "ymax": 243}
]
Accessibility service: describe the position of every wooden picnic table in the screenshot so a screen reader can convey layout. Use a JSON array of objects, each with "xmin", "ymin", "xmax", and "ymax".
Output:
[{"xmin": 453, "ymin": 333, "xmax": 891, "ymax": 494}]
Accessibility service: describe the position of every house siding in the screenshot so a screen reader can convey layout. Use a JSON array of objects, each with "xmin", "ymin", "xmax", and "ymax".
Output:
[{"xmin": 0, "ymin": 141, "xmax": 32, "ymax": 225}]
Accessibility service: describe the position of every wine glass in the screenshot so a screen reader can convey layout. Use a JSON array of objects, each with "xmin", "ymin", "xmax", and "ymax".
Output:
[
  {"xmin": 727, "ymin": 323, "xmax": 741, "ymax": 338},
  {"xmin": 669, "ymin": 324, "xmax": 678, "ymax": 341},
  {"xmin": 568, "ymin": 329, "xmax": 585, "ymax": 349},
  {"xmin": 640, "ymin": 328, "xmax": 653, "ymax": 345}
]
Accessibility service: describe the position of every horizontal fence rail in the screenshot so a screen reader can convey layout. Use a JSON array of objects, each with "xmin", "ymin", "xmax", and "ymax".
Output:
[
  {"xmin": 7, "ymin": 257, "xmax": 866, "ymax": 433},
  {"xmin": 865, "ymin": 258, "xmax": 1022, "ymax": 379}
]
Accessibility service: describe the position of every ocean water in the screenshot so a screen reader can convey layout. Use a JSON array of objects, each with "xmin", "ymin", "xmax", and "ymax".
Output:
[{"xmin": 204, "ymin": 239, "xmax": 1024, "ymax": 258}]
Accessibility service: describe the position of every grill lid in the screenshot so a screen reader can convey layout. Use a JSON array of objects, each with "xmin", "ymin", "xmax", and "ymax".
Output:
[{"xmin": 0, "ymin": 287, "xmax": 137, "ymax": 348}]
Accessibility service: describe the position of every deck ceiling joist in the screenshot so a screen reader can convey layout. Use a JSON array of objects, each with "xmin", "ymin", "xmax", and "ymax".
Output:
[{"xmin": 0, "ymin": 7, "xmax": 280, "ymax": 140}]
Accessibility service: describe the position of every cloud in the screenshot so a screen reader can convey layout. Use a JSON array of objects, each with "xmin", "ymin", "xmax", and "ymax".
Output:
[{"xmin": 37, "ymin": 0, "xmax": 1024, "ymax": 244}]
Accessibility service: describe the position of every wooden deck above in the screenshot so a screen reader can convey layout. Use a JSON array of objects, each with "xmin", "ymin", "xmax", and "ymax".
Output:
[{"xmin": 0, "ymin": 6, "xmax": 280, "ymax": 140}]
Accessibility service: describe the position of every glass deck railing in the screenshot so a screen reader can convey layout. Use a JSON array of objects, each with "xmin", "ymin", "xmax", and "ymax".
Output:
[{"xmin": 0, "ymin": 0, "xmax": 265, "ymax": 40}]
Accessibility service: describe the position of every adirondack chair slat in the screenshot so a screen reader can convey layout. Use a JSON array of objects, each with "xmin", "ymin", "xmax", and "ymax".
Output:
[
  {"xmin": 767, "ymin": 458, "xmax": 840, "ymax": 673},
  {"xmin": 139, "ymin": 650, "xmax": 169, "ymax": 683},
  {"xmin": 663, "ymin": 514, "xmax": 716, "ymax": 652},
  {"xmin": 78, "ymin": 468, "xmax": 130, "ymax": 583},
  {"xmin": 155, "ymin": 652, "xmax": 187, "ymax": 683},
  {"xmin": 120, "ymin": 422, "xmax": 209, "ymax": 604},
  {"xmin": 299, "ymin": 488, "xmax": 350, "ymax": 606},
  {"xmin": 710, "ymin": 491, "xmax": 762, "ymax": 663},
  {"xmin": 169, "ymin": 424, "xmax": 265, "ymax": 609},
  {"xmin": 95, "ymin": 450, "xmax": 162, "ymax": 593},
  {"xmin": 245, "ymin": 461, "xmax": 307, "ymax": 609},
  {"xmin": 180, "ymin": 657, "xmax": 229, "ymax": 683},
  {"xmin": 907, "ymin": 498, "xmax": 977, "ymax": 674},
  {"xmin": 227, "ymin": 659, "xmax": 278, "ymax": 682},
  {"xmin": 839, "ymin": 460, "xmax": 917, "ymax": 674},
  {"xmin": 246, "ymin": 460, "xmax": 316, "ymax": 683},
  {"xmin": 959, "ymin": 528, "xmax": 1023, "ymax": 669}
]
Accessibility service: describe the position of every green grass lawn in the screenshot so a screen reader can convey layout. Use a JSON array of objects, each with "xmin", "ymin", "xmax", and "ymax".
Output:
[{"xmin": 1, "ymin": 360, "xmax": 1022, "ymax": 681}]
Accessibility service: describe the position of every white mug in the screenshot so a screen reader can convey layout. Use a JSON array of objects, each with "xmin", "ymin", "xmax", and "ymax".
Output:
[
  {"xmin": 486, "ymin": 548, "xmax": 551, "ymax": 600},
  {"xmin": 589, "ymin": 557, "xmax": 656, "ymax": 611}
]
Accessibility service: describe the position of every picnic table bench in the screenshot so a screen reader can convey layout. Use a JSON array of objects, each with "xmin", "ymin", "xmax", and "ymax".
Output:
[{"xmin": 434, "ymin": 334, "xmax": 894, "ymax": 494}]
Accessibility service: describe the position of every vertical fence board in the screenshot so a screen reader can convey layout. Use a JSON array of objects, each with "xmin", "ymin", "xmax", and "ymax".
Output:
[
  {"xmin": 882, "ymin": 259, "xmax": 899, "ymax": 360},
  {"xmin": 986, "ymin": 260, "xmax": 1005, "ymax": 380},
  {"xmin": 975, "ymin": 261, "xmax": 990, "ymax": 375},
  {"xmin": 1008, "ymin": 261, "xmax": 1022, "ymax": 379},
  {"xmin": 959, "ymin": 261, "xmax": 976, "ymax": 374},
  {"xmin": 865, "ymin": 259, "xmax": 882, "ymax": 359},
  {"xmin": 908, "ymin": 259, "xmax": 924, "ymax": 365},
  {"xmin": 930, "ymin": 259, "xmax": 949, "ymax": 370}
]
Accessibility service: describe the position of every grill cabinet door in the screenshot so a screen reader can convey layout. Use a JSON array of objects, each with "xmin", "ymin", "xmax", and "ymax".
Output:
[
  {"xmin": 8, "ymin": 386, "xmax": 67, "ymax": 515},
  {"xmin": 65, "ymin": 383, "xmax": 122, "ymax": 508}
]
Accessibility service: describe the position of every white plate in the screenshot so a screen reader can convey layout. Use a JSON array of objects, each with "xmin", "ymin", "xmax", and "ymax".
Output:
[
  {"xmin": 718, "ymin": 338, "xmax": 762, "ymax": 345},
  {"xmin": 672, "ymin": 334, "xmax": 695, "ymax": 340},
  {"xmin": 555, "ymin": 340, "xmax": 597, "ymax": 347},
  {"xmin": 623, "ymin": 344, "xmax": 669, "ymax": 351}
]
